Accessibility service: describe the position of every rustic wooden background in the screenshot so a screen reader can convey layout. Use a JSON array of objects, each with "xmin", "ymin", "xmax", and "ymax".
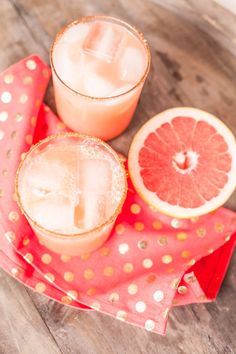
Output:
[{"xmin": 1, "ymin": 0, "xmax": 236, "ymax": 353}]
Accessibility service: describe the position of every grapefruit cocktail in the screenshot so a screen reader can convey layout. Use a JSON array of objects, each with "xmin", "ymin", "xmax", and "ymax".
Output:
[
  {"xmin": 50, "ymin": 16, "xmax": 150, "ymax": 140},
  {"xmin": 16, "ymin": 133, "xmax": 127, "ymax": 256}
]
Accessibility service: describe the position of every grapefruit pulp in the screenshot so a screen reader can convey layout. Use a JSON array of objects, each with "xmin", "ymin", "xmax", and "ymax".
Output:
[{"xmin": 128, "ymin": 107, "xmax": 236, "ymax": 218}]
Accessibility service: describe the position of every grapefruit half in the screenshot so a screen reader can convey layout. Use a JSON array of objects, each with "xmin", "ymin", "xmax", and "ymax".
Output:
[{"xmin": 128, "ymin": 107, "xmax": 236, "ymax": 218}]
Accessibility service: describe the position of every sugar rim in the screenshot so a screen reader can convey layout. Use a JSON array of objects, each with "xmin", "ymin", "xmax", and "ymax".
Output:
[
  {"xmin": 15, "ymin": 133, "xmax": 127, "ymax": 239},
  {"xmin": 50, "ymin": 15, "xmax": 151, "ymax": 100}
]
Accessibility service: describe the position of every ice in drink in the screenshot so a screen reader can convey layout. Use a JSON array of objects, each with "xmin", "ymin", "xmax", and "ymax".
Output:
[
  {"xmin": 16, "ymin": 134, "xmax": 127, "ymax": 256},
  {"xmin": 51, "ymin": 16, "xmax": 150, "ymax": 140}
]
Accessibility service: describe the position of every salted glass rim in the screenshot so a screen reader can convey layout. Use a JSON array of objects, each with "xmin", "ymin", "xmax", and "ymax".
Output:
[
  {"xmin": 15, "ymin": 132, "xmax": 127, "ymax": 239},
  {"xmin": 50, "ymin": 15, "xmax": 151, "ymax": 100}
]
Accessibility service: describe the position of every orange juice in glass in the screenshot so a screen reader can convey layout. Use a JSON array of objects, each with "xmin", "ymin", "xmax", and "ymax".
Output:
[
  {"xmin": 15, "ymin": 133, "xmax": 127, "ymax": 256},
  {"xmin": 50, "ymin": 16, "xmax": 150, "ymax": 140}
]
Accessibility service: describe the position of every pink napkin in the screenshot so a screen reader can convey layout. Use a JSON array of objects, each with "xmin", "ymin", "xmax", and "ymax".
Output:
[{"xmin": 0, "ymin": 55, "xmax": 235, "ymax": 334}]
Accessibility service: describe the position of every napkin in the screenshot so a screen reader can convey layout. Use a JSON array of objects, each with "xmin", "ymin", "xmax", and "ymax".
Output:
[{"xmin": 0, "ymin": 55, "xmax": 235, "ymax": 335}]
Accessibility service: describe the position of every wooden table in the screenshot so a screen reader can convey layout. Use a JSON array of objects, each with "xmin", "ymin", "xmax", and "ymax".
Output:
[{"xmin": 1, "ymin": 1, "xmax": 236, "ymax": 353}]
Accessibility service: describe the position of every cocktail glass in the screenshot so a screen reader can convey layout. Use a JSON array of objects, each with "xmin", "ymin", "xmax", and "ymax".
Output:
[
  {"xmin": 15, "ymin": 133, "xmax": 127, "ymax": 256},
  {"xmin": 50, "ymin": 16, "xmax": 151, "ymax": 140}
]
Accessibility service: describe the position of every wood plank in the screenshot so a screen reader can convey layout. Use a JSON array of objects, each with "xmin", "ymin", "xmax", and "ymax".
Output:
[{"xmin": 0, "ymin": 269, "xmax": 62, "ymax": 354}]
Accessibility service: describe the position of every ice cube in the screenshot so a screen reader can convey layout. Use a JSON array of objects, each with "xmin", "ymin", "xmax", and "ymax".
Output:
[
  {"xmin": 74, "ymin": 158, "xmax": 112, "ymax": 230},
  {"xmin": 82, "ymin": 21, "xmax": 124, "ymax": 63},
  {"xmin": 62, "ymin": 23, "xmax": 90, "ymax": 44},
  {"xmin": 119, "ymin": 47, "xmax": 144, "ymax": 83},
  {"xmin": 31, "ymin": 195, "xmax": 74, "ymax": 233},
  {"xmin": 83, "ymin": 72, "xmax": 114, "ymax": 97}
]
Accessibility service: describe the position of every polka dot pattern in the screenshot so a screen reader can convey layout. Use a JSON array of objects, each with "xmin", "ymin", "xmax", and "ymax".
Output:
[{"xmin": 0, "ymin": 56, "xmax": 235, "ymax": 336}]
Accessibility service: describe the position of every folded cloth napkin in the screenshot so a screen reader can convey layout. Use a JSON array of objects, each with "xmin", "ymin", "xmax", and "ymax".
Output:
[{"xmin": 0, "ymin": 55, "xmax": 235, "ymax": 335}]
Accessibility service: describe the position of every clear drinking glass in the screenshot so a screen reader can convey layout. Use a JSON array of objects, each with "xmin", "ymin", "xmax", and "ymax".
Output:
[
  {"xmin": 50, "ymin": 16, "xmax": 151, "ymax": 140},
  {"xmin": 15, "ymin": 133, "xmax": 127, "ymax": 256}
]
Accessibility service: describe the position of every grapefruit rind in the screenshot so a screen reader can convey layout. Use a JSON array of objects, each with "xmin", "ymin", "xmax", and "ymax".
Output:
[{"xmin": 128, "ymin": 107, "xmax": 236, "ymax": 218}]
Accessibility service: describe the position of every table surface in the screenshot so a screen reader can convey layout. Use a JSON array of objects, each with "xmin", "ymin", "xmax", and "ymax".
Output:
[{"xmin": 1, "ymin": 0, "xmax": 236, "ymax": 353}]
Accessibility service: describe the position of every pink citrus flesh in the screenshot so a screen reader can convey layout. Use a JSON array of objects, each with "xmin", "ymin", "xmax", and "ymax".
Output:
[{"xmin": 128, "ymin": 107, "xmax": 236, "ymax": 218}]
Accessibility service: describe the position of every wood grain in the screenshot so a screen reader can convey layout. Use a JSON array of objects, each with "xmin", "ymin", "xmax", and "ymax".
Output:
[{"xmin": 0, "ymin": 0, "xmax": 236, "ymax": 353}]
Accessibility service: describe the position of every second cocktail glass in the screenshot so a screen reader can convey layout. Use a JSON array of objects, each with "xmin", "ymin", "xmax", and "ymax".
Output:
[{"xmin": 50, "ymin": 16, "xmax": 150, "ymax": 140}]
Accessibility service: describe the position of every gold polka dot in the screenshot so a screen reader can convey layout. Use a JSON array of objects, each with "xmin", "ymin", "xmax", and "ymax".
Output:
[
  {"xmin": 3, "ymin": 74, "xmax": 14, "ymax": 84},
  {"xmin": 149, "ymin": 205, "xmax": 158, "ymax": 212},
  {"xmin": 181, "ymin": 250, "xmax": 191, "ymax": 258},
  {"xmin": 135, "ymin": 301, "xmax": 146, "ymax": 313},
  {"xmin": 4, "ymin": 231, "xmax": 15, "ymax": 242},
  {"xmin": 83, "ymin": 269, "xmax": 94, "ymax": 280},
  {"xmin": 24, "ymin": 253, "xmax": 34, "ymax": 263},
  {"xmin": 61, "ymin": 296, "xmax": 72, "ymax": 304},
  {"xmin": 130, "ymin": 203, "xmax": 141, "ymax": 214},
  {"xmin": 43, "ymin": 68, "xmax": 49, "ymax": 78},
  {"xmin": 134, "ymin": 222, "xmax": 144, "ymax": 231},
  {"xmin": 22, "ymin": 76, "xmax": 33, "ymax": 85},
  {"xmin": 26, "ymin": 59, "xmax": 37, "ymax": 70},
  {"xmin": 81, "ymin": 253, "xmax": 91, "ymax": 260},
  {"xmin": 171, "ymin": 278, "xmax": 180, "ymax": 289},
  {"xmin": 161, "ymin": 255, "xmax": 173, "ymax": 264},
  {"xmin": 8, "ymin": 211, "xmax": 19, "ymax": 222},
  {"xmin": 64, "ymin": 272, "xmax": 74, "ymax": 282},
  {"xmin": 56, "ymin": 122, "xmax": 66, "ymax": 130},
  {"xmin": 162, "ymin": 307, "xmax": 170, "ymax": 319},
  {"xmin": 60, "ymin": 255, "xmax": 71, "ymax": 263},
  {"xmin": 116, "ymin": 310, "xmax": 127, "ymax": 321},
  {"xmin": 137, "ymin": 240, "xmax": 148, "ymax": 250},
  {"xmin": 187, "ymin": 259, "xmax": 196, "ymax": 266},
  {"xmin": 11, "ymin": 131, "xmax": 17, "ymax": 139},
  {"xmin": 100, "ymin": 247, "xmax": 110, "ymax": 256},
  {"xmin": 171, "ymin": 219, "xmax": 181, "ymax": 228},
  {"xmin": 6, "ymin": 149, "xmax": 12, "ymax": 159},
  {"xmin": 176, "ymin": 232, "xmax": 188, "ymax": 241},
  {"xmin": 128, "ymin": 283, "xmax": 138, "ymax": 295},
  {"xmin": 208, "ymin": 248, "xmax": 214, "ymax": 254},
  {"xmin": 152, "ymin": 220, "xmax": 163, "ymax": 230},
  {"xmin": 35, "ymin": 282, "xmax": 46, "ymax": 293},
  {"xmin": 153, "ymin": 290, "xmax": 164, "ymax": 302},
  {"xmin": 11, "ymin": 268, "xmax": 20, "ymax": 276},
  {"xmin": 2, "ymin": 169, "xmax": 8, "ymax": 176},
  {"xmin": 145, "ymin": 319, "xmax": 155, "ymax": 331},
  {"xmin": 156, "ymin": 236, "xmax": 168, "ymax": 247},
  {"xmin": 0, "ymin": 111, "xmax": 8, "ymax": 122},
  {"xmin": 196, "ymin": 227, "xmax": 206, "ymax": 238},
  {"xmin": 146, "ymin": 274, "xmax": 156, "ymax": 283},
  {"xmin": 118, "ymin": 243, "xmax": 129, "ymax": 255},
  {"xmin": 115, "ymin": 223, "xmax": 125, "ymax": 235},
  {"xmin": 67, "ymin": 290, "xmax": 78, "ymax": 300},
  {"xmin": 25, "ymin": 134, "xmax": 33, "ymax": 145},
  {"xmin": 109, "ymin": 292, "xmax": 119, "ymax": 302},
  {"xmin": 197, "ymin": 294, "xmax": 206, "ymax": 301},
  {"xmin": 172, "ymin": 299, "xmax": 179, "ymax": 305},
  {"xmin": 1, "ymin": 91, "xmax": 12, "ymax": 103},
  {"xmin": 16, "ymin": 113, "xmax": 24, "ymax": 122},
  {"xmin": 103, "ymin": 266, "xmax": 114, "ymax": 277},
  {"xmin": 31, "ymin": 116, "xmax": 37, "ymax": 126},
  {"xmin": 142, "ymin": 258, "xmax": 153, "ymax": 269},
  {"xmin": 19, "ymin": 94, "xmax": 28, "ymax": 104},
  {"xmin": 190, "ymin": 216, "xmax": 199, "ymax": 223},
  {"xmin": 44, "ymin": 273, "xmax": 55, "ymax": 283},
  {"xmin": 86, "ymin": 288, "xmax": 97, "ymax": 296},
  {"xmin": 41, "ymin": 254, "xmax": 52, "ymax": 264},
  {"xmin": 0, "ymin": 129, "xmax": 5, "ymax": 140},
  {"xmin": 178, "ymin": 285, "xmax": 188, "ymax": 294},
  {"xmin": 0, "ymin": 189, "xmax": 3, "ymax": 198},
  {"xmin": 91, "ymin": 302, "xmax": 100, "ymax": 310},
  {"xmin": 185, "ymin": 274, "xmax": 196, "ymax": 283},
  {"xmin": 214, "ymin": 222, "xmax": 224, "ymax": 233},
  {"xmin": 22, "ymin": 238, "xmax": 30, "ymax": 246},
  {"xmin": 225, "ymin": 235, "xmax": 231, "ymax": 242},
  {"xmin": 123, "ymin": 262, "xmax": 134, "ymax": 273}
]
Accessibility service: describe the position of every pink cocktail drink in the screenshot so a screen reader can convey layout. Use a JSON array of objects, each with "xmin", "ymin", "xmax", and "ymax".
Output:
[
  {"xmin": 50, "ymin": 16, "xmax": 150, "ymax": 140},
  {"xmin": 16, "ymin": 134, "xmax": 127, "ymax": 256}
]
